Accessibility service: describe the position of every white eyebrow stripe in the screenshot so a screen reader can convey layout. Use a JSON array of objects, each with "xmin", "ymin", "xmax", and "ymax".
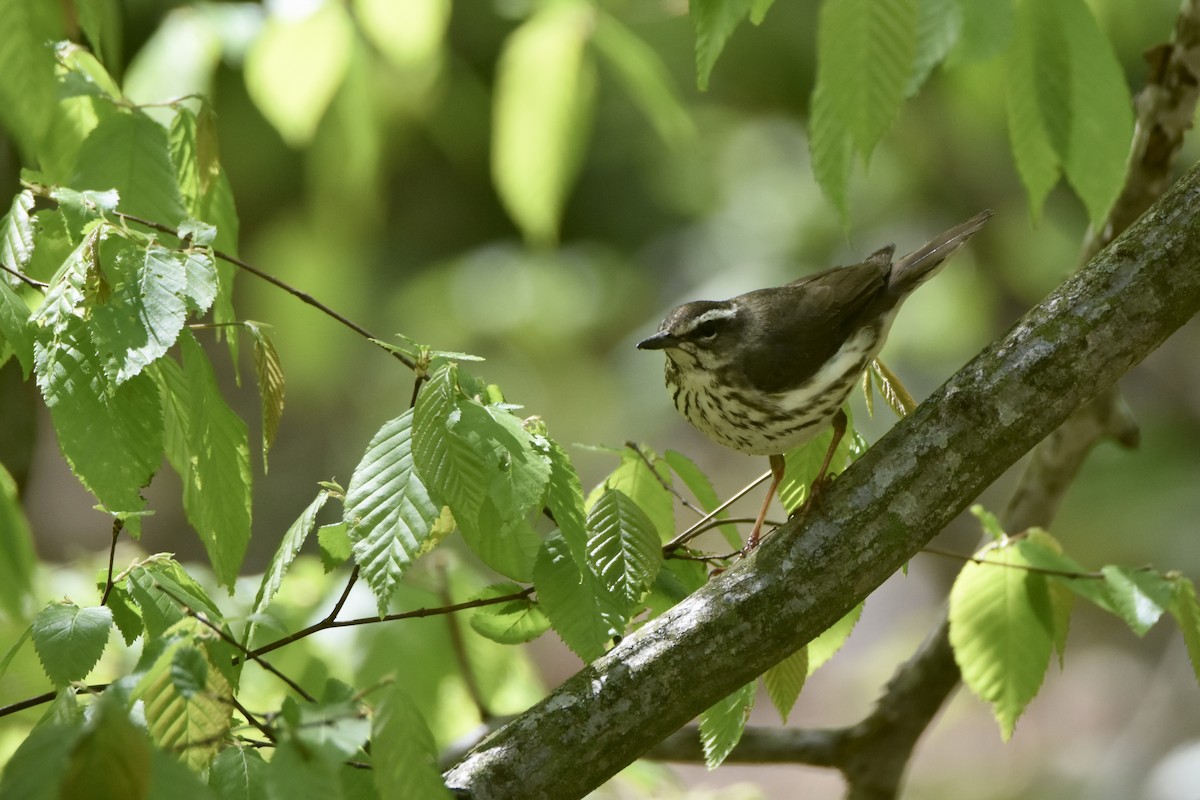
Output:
[{"xmin": 679, "ymin": 305, "xmax": 737, "ymax": 334}]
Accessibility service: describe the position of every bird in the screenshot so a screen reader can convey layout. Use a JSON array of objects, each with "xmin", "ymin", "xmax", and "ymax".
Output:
[{"xmin": 638, "ymin": 211, "xmax": 991, "ymax": 550}]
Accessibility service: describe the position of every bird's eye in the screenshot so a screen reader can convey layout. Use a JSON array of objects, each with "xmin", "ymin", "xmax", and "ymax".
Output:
[{"xmin": 693, "ymin": 320, "xmax": 720, "ymax": 339}]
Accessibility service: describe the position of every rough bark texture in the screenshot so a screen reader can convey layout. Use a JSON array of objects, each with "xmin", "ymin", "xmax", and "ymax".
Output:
[{"xmin": 443, "ymin": 163, "xmax": 1200, "ymax": 799}]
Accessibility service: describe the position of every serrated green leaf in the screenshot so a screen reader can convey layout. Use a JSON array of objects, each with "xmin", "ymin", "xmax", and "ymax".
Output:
[
  {"xmin": 807, "ymin": 601, "xmax": 864, "ymax": 675},
  {"xmin": 169, "ymin": 645, "xmax": 209, "ymax": 699},
  {"xmin": 593, "ymin": 14, "xmax": 695, "ymax": 147},
  {"xmin": 57, "ymin": 43, "xmax": 122, "ymax": 100},
  {"xmin": 345, "ymin": 409, "xmax": 442, "ymax": 612},
  {"xmin": 590, "ymin": 447, "xmax": 675, "ymax": 543},
  {"xmin": 663, "ymin": 449, "xmax": 740, "ymax": 550},
  {"xmin": 31, "ymin": 227, "xmax": 98, "ymax": 336},
  {"xmin": 808, "ymin": 65, "xmax": 854, "ymax": 216},
  {"xmin": 267, "ymin": 741, "xmax": 344, "ymax": 800},
  {"xmin": 90, "ymin": 246, "xmax": 190, "ymax": 384},
  {"xmin": 868, "ymin": 358, "xmax": 916, "ymax": 417},
  {"xmin": 318, "ymin": 522, "xmax": 352, "ymax": 573},
  {"xmin": 949, "ymin": 542, "xmax": 1054, "ymax": 740},
  {"xmin": 0, "ymin": 462, "xmax": 35, "ymax": 617},
  {"xmin": 533, "ymin": 533, "xmax": 624, "ymax": 662},
  {"xmin": 210, "ymin": 747, "xmax": 269, "ymax": 800},
  {"xmin": 691, "ymin": 0, "xmax": 753, "ymax": 90},
  {"xmin": 158, "ymin": 333, "xmax": 251, "ymax": 586},
  {"xmin": 0, "ymin": 0, "xmax": 61, "ymax": 162},
  {"xmin": 72, "ymin": 110, "xmax": 187, "ymax": 226},
  {"xmin": 1169, "ymin": 577, "xmax": 1200, "ymax": 687},
  {"xmin": 1101, "ymin": 565, "xmax": 1173, "ymax": 636},
  {"xmin": 134, "ymin": 618, "xmax": 232, "ymax": 771},
  {"xmin": 245, "ymin": 2, "xmax": 353, "ymax": 147},
  {"xmin": 763, "ymin": 646, "xmax": 807, "ymax": 723},
  {"xmin": 0, "ymin": 278, "xmax": 34, "ymax": 376},
  {"xmin": 60, "ymin": 694, "xmax": 152, "ymax": 800},
  {"xmin": 1, "ymin": 189, "xmax": 36, "ymax": 284},
  {"xmin": 492, "ymin": 0, "xmax": 595, "ymax": 244},
  {"xmin": 698, "ymin": 682, "xmax": 756, "ymax": 768},
  {"xmin": 106, "ymin": 584, "xmax": 143, "ymax": 645},
  {"xmin": 1, "ymin": 625, "xmax": 32, "ymax": 680},
  {"xmin": 907, "ymin": 0, "xmax": 961, "ymax": 95},
  {"xmin": 246, "ymin": 321, "xmax": 285, "ymax": 469},
  {"xmin": 586, "ymin": 488, "xmax": 662, "ymax": 609},
  {"xmin": 371, "ymin": 683, "xmax": 453, "ymax": 798},
  {"xmin": 35, "ymin": 315, "xmax": 163, "ymax": 518},
  {"xmin": 32, "ymin": 602, "xmax": 113, "ymax": 685},
  {"xmin": 126, "ymin": 560, "xmax": 223, "ymax": 639},
  {"xmin": 468, "ymin": 583, "xmax": 549, "ymax": 645},
  {"xmin": 412, "ymin": 365, "xmax": 550, "ymax": 581},
  {"xmin": 545, "ymin": 437, "xmax": 589, "ymax": 569},
  {"xmin": 249, "ymin": 489, "xmax": 330, "ymax": 640},
  {"xmin": 815, "ymin": 0, "xmax": 918, "ymax": 159},
  {"xmin": 126, "ymin": 568, "xmax": 185, "ymax": 640},
  {"xmin": 1015, "ymin": 533, "xmax": 1115, "ymax": 614}
]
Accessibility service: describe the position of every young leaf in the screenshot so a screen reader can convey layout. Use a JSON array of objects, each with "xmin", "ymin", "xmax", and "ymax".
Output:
[
  {"xmin": 779, "ymin": 410, "xmax": 855, "ymax": 513},
  {"xmin": 969, "ymin": 504, "xmax": 1006, "ymax": 541},
  {"xmin": 469, "ymin": 583, "xmax": 549, "ymax": 645},
  {"xmin": 1015, "ymin": 533, "xmax": 1114, "ymax": 614},
  {"xmin": 907, "ymin": 0, "xmax": 962, "ymax": 96},
  {"xmin": 807, "ymin": 601, "xmax": 864, "ymax": 675},
  {"xmin": 868, "ymin": 358, "xmax": 916, "ymax": 417},
  {"xmin": 544, "ymin": 436, "xmax": 589, "ymax": 569},
  {"xmin": 0, "ymin": 189, "xmax": 36, "ymax": 283},
  {"xmin": 1100, "ymin": 565, "xmax": 1174, "ymax": 636},
  {"xmin": 0, "ymin": 278, "xmax": 34, "ymax": 377},
  {"xmin": 371, "ymin": 684, "xmax": 454, "ymax": 800},
  {"xmin": 105, "ymin": 583, "xmax": 144, "ymax": 645},
  {"xmin": 586, "ymin": 488, "xmax": 662, "ymax": 609},
  {"xmin": 590, "ymin": 447, "xmax": 675, "ymax": 543},
  {"xmin": 209, "ymin": 747, "xmax": 269, "ymax": 800},
  {"xmin": 72, "ymin": 110, "xmax": 187, "ymax": 226},
  {"xmin": 691, "ymin": 0, "xmax": 753, "ymax": 91},
  {"xmin": 245, "ymin": 321, "xmax": 285, "ymax": 469},
  {"xmin": 533, "ymin": 533, "xmax": 624, "ymax": 662},
  {"xmin": 492, "ymin": 0, "xmax": 595, "ymax": 244},
  {"xmin": 949, "ymin": 542, "xmax": 1054, "ymax": 740},
  {"xmin": 1169, "ymin": 577, "xmax": 1200, "ymax": 687},
  {"xmin": 0, "ymin": 0, "xmax": 61, "ymax": 162},
  {"xmin": 346, "ymin": 408, "xmax": 443, "ymax": 612},
  {"xmin": 169, "ymin": 645, "xmax": 209, "ymax": 699},
  {"xmin": 763, "ymin": 646, "xmax": 807, "ymax": 723},
  {"xmin": 0, "ymin": 462, "xmax": 35, "ymax": 617},
  {"xmin": 60, "ymin": 693, "xmax": 152, "ymax": 800},
  {"xmin": 808, "ymin": 77, "xmax": 854, "ymax": 217},
  {"xmin": 249, "ymin": 489, "xmax": 330, "ymax": 640},
  {"xmin": 31, "ymin": 602, "xmax": 113, "ymax": 685},
  {"xmin": 698, "ymin": 681, "xmax": 756, "ymax": 769},
  {"xmin": 663, "ymin": 449, "xmax": 740, "ymax": 550}
]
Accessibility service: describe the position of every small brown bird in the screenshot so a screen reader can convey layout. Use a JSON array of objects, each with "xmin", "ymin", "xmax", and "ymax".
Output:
[{"xmin": 638, "ymin": 211, "xmax": 991, "ymax": 548}]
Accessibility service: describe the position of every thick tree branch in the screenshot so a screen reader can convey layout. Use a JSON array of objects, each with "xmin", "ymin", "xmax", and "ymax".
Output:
[{"xmin": 445, "ymin": 162, "xmax": 1200, "ymax": 799}]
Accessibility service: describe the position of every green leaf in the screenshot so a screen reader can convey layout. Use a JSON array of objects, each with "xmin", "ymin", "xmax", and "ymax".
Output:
[
  {"xmin": 949, "ymin": 542, "xmax": 1054, "ymax": 739},
  {"xmin": 1101, "ymin": 565, "xmax": 1173, "ymax": 636},
  {"xmin": 492, "ymin": 0, "xmax": 595, "ymax": 245},
  {"xmin": 691, "ymin": 0, "xmax": 753, "ymax": 91},
  {"xmin": 246, "ymin": 321, "xmax": 285, "ymax": 470},
  {"xmin": 1169, "ymin": 577, "xmax": 1200, "ymax": 687},
  {"xmin": 249, "ymin": 489, "xmax": 330, "ymax": 639},
  {"xmin": 346, "ymin": 408, "xmax": 442, "ymax": 612},
  {"xmin": 953, "ymin": 0, "xmax": 1014, "ymax": 61},
  {"xmin": 469, "ymin": 583, "xmax": 549, "ymax": 645},
  {"xmin": 763, "ymin": 646, "xmax": 807, "ymax": 723},
  {"xmin": 590, "ymin": 446, "xmax": 675, "ymax": 543},
  {"xmin": 663, "ymin": 449, "xmax": 739, "ymax": 550},
  {"xmin": 76, "ymin": 0, "xmax": 122, "ymax": 68},
  {"xmin": 34, "ymin": 316, "xmax": 163, "ymax": 518},
  {"xmin": 0, "ymin": 462, "xmax": 36, "ymax": 617},
  {"xmin": 60, "ymin": 694, "xmax": 152, "ymax": 800},
  {"xmin": 1, "ymin": 624, "xmax": 32, "ymax": 680},
  {"xmin": 868, "ymin": 358, "xmax": 916, "ymax": 417},
  {"xmin": 815, "ymin": 0, "xmax": 918, "ymax": 158},
  {"xmin": 808, "ymin": 70, "xmax": 854, "ymax": 216},
  {"xmin": 266, "ymin": 741, "xmax": 344, "ymax": 800},
  {"xmin": 106, "ymin": 584, "xmax": 143, "ymax": 645},
  {"xmin": 210, "ymin": 747, "xmax": 269, "ymax": 800},
  {"xmin": 281, "ymin": 682, "xmax": 369, "ymax": 757},
  {"xmin": 318, "ymin": 522, "xmax": 352, "ymax": 572},
  {"xmin": 72, "ymin": 110, "xmax": 187, "ymax": 226},
  {"xmin": 544, "ymin": 437, "xmax": 589, "ymax": 569},
  {"xmin": 1, "ymin": 189, "xmax": 36, "ymax": 284},
  {"xmin": 371, "ymin": 683, "xmax": 453, "ymax": 799},
  {"xmin": 698, "ymin": 681, "xmax": 756, "ymax": 768},
  {"xmin": 125, "ymin": 560, "xmax": 222, "ymax": 640},
  {"xmin": 907, "ymin": 0, "xmax": 961, "ymax": 94},
  {"xmin": 1015, "ymin": 532, "xmax": 1115, "ymax": 614},
  {"xmin": 412, "ymin": 364, "xmax": 550, "ymax": 581},
  {"xmin": 32, "ymin": 602, "xmax": 113, "ymax": 685},
  {"xmin": 807, "ymin": 601, "xmax": 864, "ymax": 674},
  {"xmin": 586, "ymin": 488, "xmax": 662, "ymax": 609},
  {"xmin": 0, "ymin": 0, "xmax": 61, "ymax": 162},
  {"xmin": 0, "ymin": 279, "xmax": 34, "ymax": 377},
  {"xmin": 749, "ymin": 0, "xmax": 775, "ymax": 24},
  {"xmin": 533, "ymin": 533, "xmax": 624, "ymax": 662},
  {"xmin": 134, "ymin": 618, "xmax": 232, "ymax": 771},
  {"xmin": 245, "ymin": 2, "xmax": 354, "ymax": 147},
  {"xmin": 353, "ymin": 0, "xmax": 450, "ymax": 71},
  {"xmin": 779, "ymin": 412, "xmax": 855, "ymax": 513},
  {"xmin": 156, "ymin": 333, "xmax": 252, "ymax": 586},
  {"xmin": 90, "ymin": 245, "xmax": 191, "ymax": 384},
  {"xmin": 592, "ymin": 14, "xmax": 695, "ymax": 147},
  {"xmin": 969, "ymin": 504, "xmax": 1006, "ymax": 541},
  {"xmin": 0, "ymin": 718, "xmax": 80, "ymax": 800}
]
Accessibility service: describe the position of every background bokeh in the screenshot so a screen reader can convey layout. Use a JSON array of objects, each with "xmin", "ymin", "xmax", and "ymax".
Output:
[{"xmin": 3, "ymin": 1, "xmax": 1199, "ymax": 798}]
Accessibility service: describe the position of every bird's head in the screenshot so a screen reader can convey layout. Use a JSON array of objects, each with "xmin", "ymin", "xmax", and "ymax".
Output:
[{"xmin": 637, "ymin": 300, "xmax": 747, "ymax": 371}]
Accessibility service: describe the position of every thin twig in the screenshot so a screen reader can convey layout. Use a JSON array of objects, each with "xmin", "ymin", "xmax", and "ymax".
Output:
[
  {"xmin": 626, "ymin": 442, "xmax": 706, "ymax": 518},
  {"xmin": 156, "ymin": 584, "xmax": 316, "ymax": 702},
  {"xmin": 227, "ymin": 694, "xmax": 277, "ymax": 743},
  {"xmin": 98, "ymin": 519, "xmax": 123, "ymax": 606},
  {"xmin": 0, "ymin": 262, "xmax": 48, "ymax": 289},
  {"xmin": 919, "ymin": 545, "xmax": 1106, "ymax": 579},
  {"xmin": 664, "ymin": 470, "xmax": 772, "ymax": 552},
  {"xmin": 0, "ymin": 684, "xmax": 110, "ymax": 719},
  {"xmin": 437, "ymin": 562, "xmax": 492, "ymax": 723}
]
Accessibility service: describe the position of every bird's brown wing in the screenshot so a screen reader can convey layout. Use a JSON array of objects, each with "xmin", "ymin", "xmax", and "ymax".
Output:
[{"xmin": 734, "ymin": 256, "xmax": 892, "ymax": 393}]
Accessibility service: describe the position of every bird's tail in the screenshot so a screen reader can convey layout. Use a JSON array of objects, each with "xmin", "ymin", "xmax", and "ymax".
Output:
[{"xmin": 889, "ymin": 210, "xmax": 993, "ymax": 295}]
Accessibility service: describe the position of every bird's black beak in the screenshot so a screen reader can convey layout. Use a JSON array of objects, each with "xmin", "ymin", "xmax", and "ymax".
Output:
[{"xmin": 637, "ymin": 331, "xmax": 678, "ymax": 350}]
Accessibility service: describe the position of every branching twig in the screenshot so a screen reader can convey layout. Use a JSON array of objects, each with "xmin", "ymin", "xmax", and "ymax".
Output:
[
  {"xmin": 664, "ymin": 470, "xmax": 772, "ymax": 552},
  {"xmin": 626, "ymin": 442, "xmax": 707, "ymax": 518},
  {"xmin": 98, "ymin": 519, "xmax": 123, "ymax": 606},
  {"xmin": 0, "ymin": 262, "xmax": 47, "ymax": 289}
]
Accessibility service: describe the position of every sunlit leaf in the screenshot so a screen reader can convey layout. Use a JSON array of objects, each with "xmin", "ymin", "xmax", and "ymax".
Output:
[
  {"xmin": 691, "ymin": 0, "xmax": 753, "ymax": 91},
  {"xmin": 590, "ymin": 446, "xmax": 675, "ymax": 543},
  {"xmin": 544, "ymin": 435, "xmax": 588, "ymax": 567},
  {"xmin": 32, "ymin": 602, "xmax": 112, "ymax": 685},
  {"xmin": 469, "ymin": 583, "xmax": 549, "ymax": 645},
  {"xmin": 210, "ymin": 747, "xmax": 269, "ymax": 800},
  {"xmin": 698, "ymin": 682, "xmax": 756, "ymax": 768},
  {"xmin": 0, "ymin": 189, "xmax": 36, "ymax": 285},
  {"xmin": 0, "ymin": 463, "xmax": 36, "ymax": 618},
  {"xmin": 586, "ymin": 488, "xmax": 662, "ymax": 609},
  {"xmin": 0, "ymin": 0, "xmax": 61, "ymax": 162},
  {"xmin": 245, "ymin": 321, "xmax": 285, "ymax": 469},
  {"xmin": 372, "ymin": 683, "xmax": 453, "ymax": 800},
  {"xmin": 807, "ymin": 601, "xmax": 864, "ymax": 674},
  {"xmin": 763, "ymin": 646, "xmax": 807, "ymax": 723},
  {"xmin": 1169, "ymin": 577, "xmax": 1200, "ymax": 687},
  {"xmin": 249, "ymin": 489, "xmax": 330, "ymax": 640},
  {"xmin": 1101, "ymin": 565, "xmax": 1173, "ymax": 636},
  {"xmin": 0, "ymin": 278, "xmax": 34, "ymax": 377},
  {"xmin": 533, "ymin": 533, "xmax": 624, "ymax": 662},
  {"xmin": 907, "ymin": 0, "xmax": 961, "ymax": 95}
]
